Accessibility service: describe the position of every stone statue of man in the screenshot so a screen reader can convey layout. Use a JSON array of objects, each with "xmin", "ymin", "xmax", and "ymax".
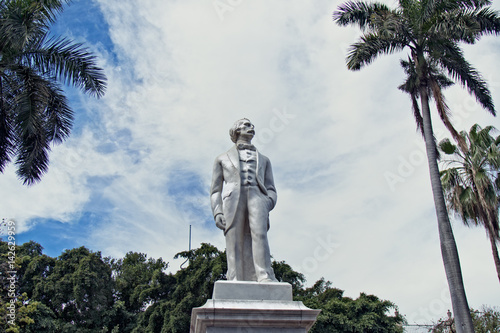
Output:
[{"xmin": 210, "ymin": 118, "xmax": 278, "ymax": 282}]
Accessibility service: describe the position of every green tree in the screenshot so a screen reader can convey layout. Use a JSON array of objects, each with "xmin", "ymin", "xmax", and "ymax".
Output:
[
  {"xmin": 0, "ymin": 240, "xmax": 59, "ymax": 332},
  {"xmin": 0, "ymin": 0, "xmax": 106, "ymax": 185},
  {"xmin": 433, "ymin": 307, "xmax": 500, "ymax": 333},
  {"xmin": 133, "ymin": 243, "xmax": 226, "ymax": 333},
  {"xmin": 0, "ymin": 293, "xmax": 35, "ymax": 333},
  {"xmin": 440, "ymin": 124, "xmax": 500, "ymax": 283},
  {"xmin": 471, "ymin": 306, "xmax": 500, "ymax": 332},
  {"xmin": 109, "ymin": 251, "xmax": 170, "ymax": 313},
  {"xmin": 333, "ymin": 1, "xmax": 500, "ymax": 331},
  {"xmin": 131, "ymin": 243, "xmax": 403, "ymax": 333},
  {"xmin": 31, "ymin": 247, "xmax": 115, "ymax": 332},
  {"xmin": 0, "ymin": 240, "xmax": 407, "ymax": 332},
  {"xmin": 297, "ymin": 278, "xmax": 403, "ymax": 333},
  {"xmin": 272, "ymin": 259, "xmax": 306, "ymax": 294}
]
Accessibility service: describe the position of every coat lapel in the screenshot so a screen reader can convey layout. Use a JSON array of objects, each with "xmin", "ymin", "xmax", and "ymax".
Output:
[
  {"xmin": 256, "ymin": 149, "xmax": 261, "ymax": 178},
  {"xmin": 227, "ymin": 145, "xmax": 240, "ymax": 171}
]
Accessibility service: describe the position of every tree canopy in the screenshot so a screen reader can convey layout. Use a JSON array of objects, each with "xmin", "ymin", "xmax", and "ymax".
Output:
[{"xmin": 0, "ymin": 240, "xmax": 404, "ymax": 333}]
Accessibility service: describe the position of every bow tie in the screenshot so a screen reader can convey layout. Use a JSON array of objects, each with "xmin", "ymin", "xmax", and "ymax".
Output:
[{"xmin": 237, "ymin": 143, "xmax": 256, "ymax": 151}]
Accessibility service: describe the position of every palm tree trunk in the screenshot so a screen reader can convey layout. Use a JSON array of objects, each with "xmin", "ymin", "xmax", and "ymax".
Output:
[
  {"xmin": 487, "ymin": 225, "xmax": 500, "ymax": 284},
  {"xmin": 420, "ymin": 88, "xmax": 474, "ymax": 333}
]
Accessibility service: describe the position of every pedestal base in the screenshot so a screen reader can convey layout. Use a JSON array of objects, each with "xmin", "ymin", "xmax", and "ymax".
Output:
[{"xmin": 190, "ymin": 281, "xmax": 320, "ymax": 333}]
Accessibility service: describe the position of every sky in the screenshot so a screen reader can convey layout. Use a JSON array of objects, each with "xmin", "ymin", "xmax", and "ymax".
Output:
[{"xmin": 1, "ymin": 0, "xmax": 500, "ymax": 325}]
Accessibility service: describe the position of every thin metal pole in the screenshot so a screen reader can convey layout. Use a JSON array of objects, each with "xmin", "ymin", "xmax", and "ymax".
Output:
[{"xmin": 180, "ymin": 225, "xmax": 192, "ymax": 269}]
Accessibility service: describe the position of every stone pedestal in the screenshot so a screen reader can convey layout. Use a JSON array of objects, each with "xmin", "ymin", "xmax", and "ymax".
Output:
[{"xmin": 190, "ymin": 281, "xmax": 320, "ymax": 333}]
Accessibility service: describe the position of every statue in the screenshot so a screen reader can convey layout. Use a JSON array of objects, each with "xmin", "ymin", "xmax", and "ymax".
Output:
[{"xmin": 210, "ymin": 118, "xmax": 278, "ymax": 282}]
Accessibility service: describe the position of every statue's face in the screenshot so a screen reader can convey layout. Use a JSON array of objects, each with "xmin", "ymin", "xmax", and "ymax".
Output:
[{"xmin": 237, "ymin": 120, "xmax": 255, "ymax": 140}]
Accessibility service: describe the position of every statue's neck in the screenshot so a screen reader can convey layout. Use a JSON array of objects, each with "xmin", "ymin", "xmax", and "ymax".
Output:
[{"xmin": 236, "ymin": 138, "xmax": 252, "ymax": 145}]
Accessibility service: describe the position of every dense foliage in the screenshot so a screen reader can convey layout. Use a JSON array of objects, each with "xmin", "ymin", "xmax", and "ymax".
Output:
[
  {"xmin": 471, "ymin": 306, "xmax": 500, "ymax": 333},
  {"xmin": 431, "ymin": 307, "xmax": 500, "ymax": 332},
  {"xmin": 0, "ymin": 240, "xmax": 404, "ymax": 332}
]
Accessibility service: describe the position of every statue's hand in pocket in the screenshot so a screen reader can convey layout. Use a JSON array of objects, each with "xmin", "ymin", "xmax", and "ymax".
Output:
[{"xmin": 215, "ymin": 214, "xmax": 226, "ymax": 231}]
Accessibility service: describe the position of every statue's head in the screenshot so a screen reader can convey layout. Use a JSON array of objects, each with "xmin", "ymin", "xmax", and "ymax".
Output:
[{"xmin": 229, "ymin": 118, "xmax": 255, "ymax": 143}]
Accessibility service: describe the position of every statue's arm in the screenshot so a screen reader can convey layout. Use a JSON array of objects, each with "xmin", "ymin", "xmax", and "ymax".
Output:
[
  {"xmin": 210, "ymin": 157, "xmax": 224, "ymax": 219},
  {"xmin": 264, "ymin": 159, "xmax": 277, "ymax": 209}
]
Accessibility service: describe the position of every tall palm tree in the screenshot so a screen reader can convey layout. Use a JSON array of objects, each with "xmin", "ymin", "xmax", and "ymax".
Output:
[
  {"xmin": 333, "ymin": 1, "xmax": 500, "ymax": 332},
  {"xmin": 0, "ymin": 0, "xmax": 106, "ymax": 185},
  {"xmin": 440, "ymin": 124, "xmax": 500, "ymax": 284}
]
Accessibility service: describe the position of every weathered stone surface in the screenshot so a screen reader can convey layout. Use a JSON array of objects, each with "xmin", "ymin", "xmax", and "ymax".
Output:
[
  {"xmin": 190, "ymin": 281, "xmax": 320, "ymax": 333},
  {"xmin": 213, "ymin": 280, "xmax": 292, "ymax": 301},
  {"xmin": 191, "ymin": 299, "xmax": 320, "ymax": 333}
]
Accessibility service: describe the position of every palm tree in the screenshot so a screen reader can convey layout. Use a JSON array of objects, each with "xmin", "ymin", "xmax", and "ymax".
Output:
[
  {"xmin": 333, "ymin": 1, "xmax": 500, "ymax": 332},
  {"xmin": 0, "ymin": 0, "xmax": 106, "ymax": 185},
  {"xmin": 440, "ymin": 124, "xmax": 500, "ymax": 284}
]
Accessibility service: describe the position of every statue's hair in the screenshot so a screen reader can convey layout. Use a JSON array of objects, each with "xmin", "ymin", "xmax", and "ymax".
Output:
[{"xmin": 229, "ymin": 118, "xmax": 251, "ymax": 143}]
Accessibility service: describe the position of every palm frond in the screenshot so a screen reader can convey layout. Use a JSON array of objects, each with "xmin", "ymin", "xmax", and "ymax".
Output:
[
  {"xmin": 429, "ymin": 78, "xmax": 467, "ymax": 151},
  {"xmin": 456, "ymin": 0, "xmax": 492, "ymax": 10},
  {"xmin": 399, "ymin": 58, "xmax": 454, "ymax": 139},
  {"xmin": 436, "ymin": 0, "xmax": 492, "ymax": 12},
  {"xmin": 459, "ymin": 186, "xmax": 484, "ymax": 226},
  {"xmin": 440, "ymin": 167, "xmax": 457, "ymax": 187},
  {"xmin": 439, "ymin": 138, "xmax": 458, "ymax": 155},
  {"xmin": 11, "ymin": 67, "xmax": 69, "ymax": 185},
  {"xmin": 44, "ymin": 83, "xmax": 73, "ymax": 144},
  {"xmin": 421, "ymin": 0, "xmax": 483, "ymax": 34},
  {"xmin": 398, "ymin": 58, "xmax": 421, "ymax": 94},
  {"xmin": 486, "ymin": 144, "xmax": 500, "ymax": 170},
  {"xmin": 419, "ymin": 0, "xmax": 440, "ymax": 24},
  {"xmin": 370, "ymin": 8, "xmax": 405, "ymax": 39},
  {"xmin": 398, "ymin": 78, "xmax": 425, "ymax": 138},
  {"xmin": 431, "ymin": 9, "xmax": 480, "ymax": 43},
  {"xmin": 473, "ymin": 7, "xmax": 500, "ymax": 36},
  {"xmin": 0, "ymin": 0, "xmax": 66, "ymax": 51},
  {"xmin": 437, "ymin": 41, "xmax": 495, "ymax": 115},
  {"xmin": 440, "ymin": 123, "xmax": 500, "ymax": 239},
  {"xmin": 474, "ymin": 125, "xmax": 497, "ymax": 147},
  {"xmin": 25, "ymin": 36, "xmax": 107, "ymax": 97},
  {"xmin": 435, "ymin": 7, "xmax": 500, "ymax": 44},
  {"xmin": 5, "ymin": 0, "xmax": 70, "ymax": 25},
  {"xmin": 333, "ymin": 0, "xmax": 390, "ymax": 30},
  {"xmin": 346, "ymin": 33, "xmax": 405, "ymax": 70},
  {"xmin": 434, "ymin": 73, "xmax": 454, "ymax": 89},
  {"xmin": 495, "ymin": 173, "xmax": 500, "ymax": 191},
  {"xmin": 32, "ymin": 0, "xmax": 70, "ymax": 25},
  {"xmin": 0, "ymin": 0, "xmax": 105, "ymax": 184},
  {"xmin": 13, "ymin": 90, "xmax": 50, "ymax": 185},
  {"xmin": 411, "ymin": 94, "xmax": 425, "ymax": 138},
  {"xmin": 0, "ymin": 78, "xmax": 15, "ymax": 172},
  {"xmin": 469, "ymin": 123, "xmax": 482, "ymax": 142}
]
